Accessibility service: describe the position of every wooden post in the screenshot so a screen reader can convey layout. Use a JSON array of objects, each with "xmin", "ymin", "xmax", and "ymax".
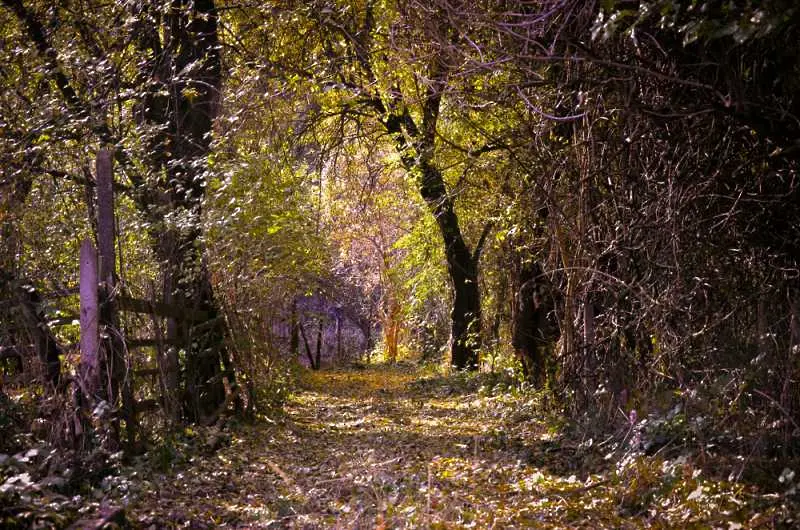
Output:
[
  {"xmin": 96, "ymin": 149, "xmax": 137, "ymax": 449},
  {"xmin": 79, "ymin": 238, "xmax": 99, "ymax": 397},
  {"xmin": 96, "ymin": 150, "xmax": 115, "ymax": 287}
]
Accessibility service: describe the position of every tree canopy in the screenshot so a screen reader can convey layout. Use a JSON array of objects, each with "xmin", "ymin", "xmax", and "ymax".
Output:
[{"xmin": 1, "ymin": 0, "xmax": 799, "ymax": 526}]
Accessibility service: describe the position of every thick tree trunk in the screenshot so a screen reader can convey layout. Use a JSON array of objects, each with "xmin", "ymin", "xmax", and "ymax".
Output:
[
  {"xmin": 419, "ymin": 163, "xmax": 481, "ymax": 370},
  {"xmin": 183, "ymin": 270, "xmax": 228, "ymax": 423},
  {"xmin": 132, "ymin": 0, "xmax": 230, "ymax": 423},
  {"xmin": 450, "ymin": 275, "xmax": 481, "ymax": 370},
  {"xmin": 512, "ymin": 261, "xmax": 555, "ymax": 386},
  {"xmin": 156, "ymin": 231, "xmax": 228, "ymax": 422},
  {"xmin": 383, "ymin": 102, "xmax": 484, "ymax": 370}
]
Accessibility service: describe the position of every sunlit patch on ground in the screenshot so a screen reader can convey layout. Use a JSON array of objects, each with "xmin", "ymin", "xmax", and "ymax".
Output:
[{"xmin": 108, "ymin": 365, "xmax": 799, "ymax": 528}]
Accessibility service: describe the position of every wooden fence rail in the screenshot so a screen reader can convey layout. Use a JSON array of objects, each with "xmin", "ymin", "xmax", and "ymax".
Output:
[
  {"xmin": 3, "ymin": 150, "xmax": 220, "ymax": 450},
  {"xmin": 76, "ymin": 149, "xmax": 201, "ymax": 449}
]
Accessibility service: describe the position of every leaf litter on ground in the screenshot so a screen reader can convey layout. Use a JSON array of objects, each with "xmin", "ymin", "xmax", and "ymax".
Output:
[{"xmin": 4, "ymin": 365, "xmax": 798, "ymax": 528}]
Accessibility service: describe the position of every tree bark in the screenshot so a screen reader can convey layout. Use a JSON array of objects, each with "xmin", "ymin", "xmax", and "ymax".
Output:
[
  {"xmin": 379, "ymin": 82, "xmax": 484, "ymax": 370},
  {"xmin": 315, "ymin": 317, "xmax": 324, "ymax": 370},
  {"xmin": 298, "ymin": 321, "xmax": 317, "ymax": 369},
  {"xmin": 132, "ymin": 0, "xmax": 230, "ymax": 423}
]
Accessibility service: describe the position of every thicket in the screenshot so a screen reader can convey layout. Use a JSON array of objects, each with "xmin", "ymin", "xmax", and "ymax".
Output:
[{"xmin": 1, "ymin": 0, "xmax": 798, "ymax": 513}]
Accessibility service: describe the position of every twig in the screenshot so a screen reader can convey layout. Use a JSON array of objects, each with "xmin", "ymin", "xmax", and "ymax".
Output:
[
  {"xmin": 562, "ymin": 479, "xmax": 611, "ymax": 496},
  {"xmin": 265, "ymin": 458, "xmax": 304, "ymax": 497},
  {"xmin": 753, "ymin": 389, "xmax": 800, "ymax": 433}
]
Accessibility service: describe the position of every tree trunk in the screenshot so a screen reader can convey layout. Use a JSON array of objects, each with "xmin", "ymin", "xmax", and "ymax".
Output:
[
  {"xmin": 512, "ymin": 260, "xmax": 557, "ymax": 386},
  {"xmin": 132, "ymin": 0, "xmax": 230, "ymax": 423},
  {"xmin": 155, "ymin": 240, "xmax": 230, "ymax": 422},
  {"xmin": 364, "ymin": 325, "xmax": 373, "ymax": 363},
  {"xmin": 382, "ymin": 95, "xmax": 484, "ymax": 370},
  {"xmin": 335, "ymin": 314, "xmax": 342, "ymax": 361},
  {"xmin": 298, "ymin": 321, "xmax": 317, "ymax": 369},
  {"xmin": 383, "ymin": 296, "xmax": 400, "ymax": 364},
  {"xmin": 422, "ymin": 164, "xmax": 482, "ymax": 371},
  {"xmin": 492, "ymin": 271, "xmax": 508, "ymax": 349},
  {"xmin": 315, "ymin": 317, "xmax": 324, "ymax": 370},
  {"xmin": 290, "ymin": 301, "xmax": 299, "ymax": 358}
]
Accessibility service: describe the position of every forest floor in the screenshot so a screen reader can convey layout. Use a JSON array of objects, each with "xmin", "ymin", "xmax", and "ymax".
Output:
[
  {"xmin": 3, "ymin": 365, "xmax": 798, "ymax": 528},
  {"xmin": 117, "ymin": 365, "xmax": 796, "ymax": 529}
]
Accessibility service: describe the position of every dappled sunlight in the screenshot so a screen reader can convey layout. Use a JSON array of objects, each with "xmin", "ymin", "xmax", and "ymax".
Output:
[
  {"xmin": 297, "ymin": 365, "xmax": 421, "ymax": 399},
  {"xmin": 3, "ymin": 0, "xmax": 800, "ymax": 527},
  {"xmin": 107, "ymin": 365, "xmax": 793, "ymax": 528}
]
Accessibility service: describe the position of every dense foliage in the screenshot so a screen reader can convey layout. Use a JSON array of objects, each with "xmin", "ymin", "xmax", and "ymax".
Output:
[{"xmin": 1, "ymin": 0, "xmax": 798, "ymax": 526}]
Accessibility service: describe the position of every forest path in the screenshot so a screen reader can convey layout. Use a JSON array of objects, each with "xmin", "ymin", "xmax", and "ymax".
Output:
[
  {"xmin": 258, "ymin": 366, "xmax": 557, "ymax": 528},
  {"xmin": 130, "ymin": 366, "xmax": 590, "ymax": 528},
  {"xmin": 126, "ymin": 366, "xmax": 777, "ymax": 528}
]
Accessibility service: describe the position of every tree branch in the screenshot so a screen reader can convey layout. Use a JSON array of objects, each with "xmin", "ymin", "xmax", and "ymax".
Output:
[
  {"xmin": 1, "ymin": 0, "xmax": 141, "ymax": 187},
  {"xmin": 472, "ymin": 221, "xmax": 494, "ymax": 265}
]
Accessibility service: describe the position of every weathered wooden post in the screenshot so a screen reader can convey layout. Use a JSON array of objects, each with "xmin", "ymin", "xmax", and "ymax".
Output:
[
  {"xmin": 95, "ymin": 149, "xmax": 137, "ymax": 449},
  {"xmin": 79, "ymin": 238, "xmax": 100, "ymax": 398},
  {"xmin": 96, "ymin": 150, "xmax": 115, "ymax": 288},
  {"xmin": 78, "ymin": 150, "xmax": 137, "ymax": 450}
]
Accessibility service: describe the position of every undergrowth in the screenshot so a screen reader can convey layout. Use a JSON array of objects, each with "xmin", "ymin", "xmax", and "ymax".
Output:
[{"xmin": 3, "ymin": 364, "xmax": 799, "ymax": 528}]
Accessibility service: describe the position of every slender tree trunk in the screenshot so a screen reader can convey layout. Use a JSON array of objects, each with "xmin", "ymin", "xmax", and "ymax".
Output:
[
  {"xmin": 315, "ymin": 317, "xmax": 324, "ymax": 369},
  {"xmin": 364, "ymin": 326, "xmax": 373, "ymax": 363},
  {"xmin": 492, "ymin": 271, "xmax": 508, "ymax": 349},
  {"xmin": 336, "ymin": 315, "xmax": 342, "ymax": 361},
  {"xmin": 298, "ymin": 321, "xmax": 317, "ymax": 369},
  {"xmin": 290, "ymin": 301, "xmax": 299, "ymax": 359},
  {"xmin": 383, "ymin": 296, "xmax": 400, "ymax": 364}
]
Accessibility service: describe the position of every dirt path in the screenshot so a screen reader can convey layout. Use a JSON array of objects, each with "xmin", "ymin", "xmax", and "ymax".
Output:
[{"xmin": 124, "ymin": 367, "xmax": 789, "ymax": 528}]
